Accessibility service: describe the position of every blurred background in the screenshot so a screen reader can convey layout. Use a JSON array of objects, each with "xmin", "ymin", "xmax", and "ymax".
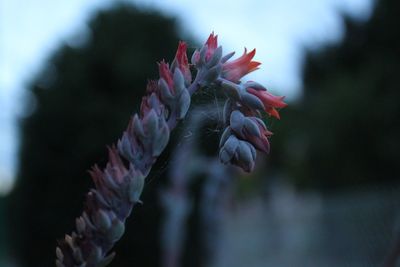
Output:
[{"xmin": 1, "ymin": 0, "xmax": 400, "ymax": 266}]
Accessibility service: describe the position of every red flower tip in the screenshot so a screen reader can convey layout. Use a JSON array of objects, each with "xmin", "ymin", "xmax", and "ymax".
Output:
[
  {"xmin": 246, "ymin": 88, "xmax": 287, "ymax": 119},
  {"xmin": 206, "ymin": 32, "xmax": 218, "ymax": 50},
  {"xmin": 223, "ymin": 48, "xmax": 261, "ymax": 82},
  {"xmin": 205, "ymin": 32, "xmax": 218, "ymax": 61},
  {"xmin": 174, "ymin": 41, "xmax": 191, "ymax": 83},
  {"xmin": 175, "ymin": 41, "xmax": 188, "ymax": 62},
  {"xmin": 267, "ymin": 107, "xmax": 281, "ymax": 120},
  {"xmin": 176, "ymin": 42, "xmax": 189, "ymax": 67},
  {"xmin": 158, "ymin": 60, "xmax": 174, "ymax": 89}
]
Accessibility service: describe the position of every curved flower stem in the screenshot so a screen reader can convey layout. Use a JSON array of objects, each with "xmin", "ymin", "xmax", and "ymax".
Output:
[
  {"xmin": 57, "ymin": 76, "xmax": 201, "ymax": 267},
  {"xmin": 55, "ymin": 42, "xmax": 221, "ymax": 267},
  {"xmin": 55, "ymin": 33, "xmax": 285, "ymax": 267}
]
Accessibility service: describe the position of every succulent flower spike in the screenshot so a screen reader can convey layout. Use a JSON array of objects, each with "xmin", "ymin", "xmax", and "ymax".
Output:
[
  {"xmin": 222, "ymin": 48, "xmax": 261, "ymax": 83},
  {"xmin": 57, "ymin": 33, "xmax": 286, "ymax": 267}
]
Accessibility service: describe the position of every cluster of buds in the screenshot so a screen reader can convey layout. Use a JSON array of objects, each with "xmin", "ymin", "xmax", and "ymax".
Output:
[
  {"xmin": 192, "ymin": 33, "xmax": 287, "ymax": 172},
  {"xmin": 56, "ymin": 148, "xmax": 145, "ymax": 266},
  {"xmin": 56, "ymin": 44, "xmax": 195, "ymax": 267},
  {"xmin": 218, "ymin": 79, "xmax": 286, "ymax": 171},
  {"xmin": 57, "ymin": 33, "xmax": 286, "ymax": 267}
]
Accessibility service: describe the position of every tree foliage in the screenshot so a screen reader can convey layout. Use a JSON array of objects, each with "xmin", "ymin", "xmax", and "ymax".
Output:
[{"xmin": 272, "ymin": 0, "xmax": 400, "ymax": 189}]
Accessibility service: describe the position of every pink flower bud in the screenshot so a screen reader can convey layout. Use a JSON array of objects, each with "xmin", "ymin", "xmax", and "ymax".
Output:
[
  {"xmin": 205, "ymin": 32, "xmax": 218, "ymax": 61},
  {"xmin": 173, "ymin": 41, "xmax": 191, "ymax": 84},
  {"xmin": 192, "ymin": 32, "xmax": 221, "ymax": 66},
  {"xmin": 158, "ymin": 61, "xmax": 174, "ymax": 91},
  {"xmin": 243, "ymin": 117, "xmax": 273, "ymax": 153}
]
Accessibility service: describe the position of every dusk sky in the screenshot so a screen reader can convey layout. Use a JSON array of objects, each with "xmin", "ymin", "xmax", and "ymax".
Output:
[{"xmin": 0, "ymin": 0, "xmax": 373, "ymax": 194}]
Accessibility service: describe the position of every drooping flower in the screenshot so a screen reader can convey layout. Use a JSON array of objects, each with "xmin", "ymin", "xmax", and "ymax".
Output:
[
  {"xmin": 222, "ymin": 48, "xmax": 261, "ymax": 83},
  {"xmin": 246, "ymin": 87, "xmax": 287, "ymax": 119},
  {"xmin": 243, "ymin": 117, "xmax": 273, "ymax": 153},
  {"xmin": 228, "ymin": 110, "xmax": 273, "ymax": 154},
  {"xmin": 172, "ymin": 41, "xmax": 191, "ymax": 84},
  {"xmin": 219, "ymin": 135, "xmax": 256, "ymax": 172}
]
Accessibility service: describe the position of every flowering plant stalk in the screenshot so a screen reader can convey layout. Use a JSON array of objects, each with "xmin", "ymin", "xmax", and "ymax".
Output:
[{"xmin": 56, "ymin": 33, "xmax": 286, "ymax": 267}]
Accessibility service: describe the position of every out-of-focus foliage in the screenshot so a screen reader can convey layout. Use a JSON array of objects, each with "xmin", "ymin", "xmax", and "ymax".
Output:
[
  {"xmin": 0, "ymin": 200, "xmax": 5, "ymax": 262},
  {"xmin": 271, "ymin": 0, "xmax": 400, "ymax": 190},
  {"xmin": 7, "ymin": 4, "xmax": 188, "ymax": 267}
]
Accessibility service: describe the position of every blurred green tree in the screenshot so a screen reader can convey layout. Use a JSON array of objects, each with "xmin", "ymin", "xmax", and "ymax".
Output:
[
  {"xmin": 271, "ymin": 0, "xmax": 400, "ymax": 190},
  {"xmin": 8, "ymin": 4, "xmax": 190, "ymax": 266}
]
